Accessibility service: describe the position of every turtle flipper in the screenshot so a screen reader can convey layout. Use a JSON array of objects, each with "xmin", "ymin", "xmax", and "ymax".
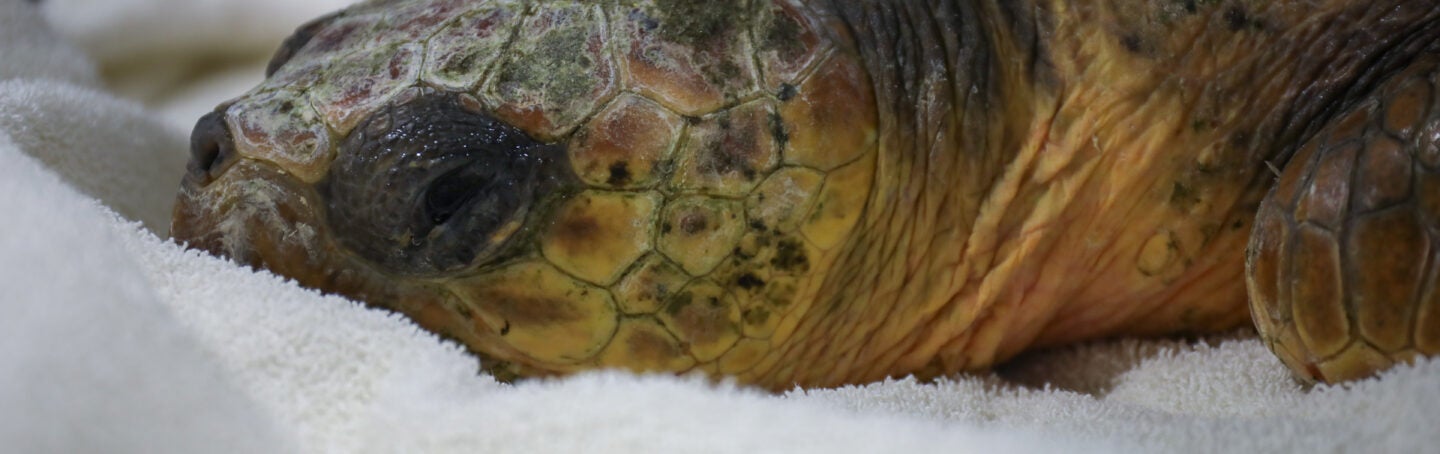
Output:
[{"xmin": 1247, "ymin": 54, "xmax": 1440, "ymax": 384}]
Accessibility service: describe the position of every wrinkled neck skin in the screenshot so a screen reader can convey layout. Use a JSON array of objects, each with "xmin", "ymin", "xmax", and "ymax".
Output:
[
  {"xmin": 764, "ymin": 0, "xmax": 1039, "ymax": 386},
  {"xmin": 765, "ymin": 0, "xmax": 1440, "ymax": 386}
]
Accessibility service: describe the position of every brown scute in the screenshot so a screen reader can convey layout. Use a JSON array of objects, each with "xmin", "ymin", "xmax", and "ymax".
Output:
[
  {"xmin": 626, "ymin": 327, "xmax": 683, "ymax": 361},
  {"xmin": 569, "ymin": 93, "xmax": 685, "ymax": 188},
  {"xmin": 701, "ymin": 122, "xmax": 760, "ymax": 180},
  {"xmin": 673, "ymin": 100, "xmax": 781, "ymax": 196},
  {"xmin": 1348, "ymin": 208, "xmax": 1428, "ymax": 352},
  {"xmin": 1383, "ymin": 75, "xmax": 1433, "ymax": 137},
  {"xmin": 554, "ymin": 214, "xmax": 601, "ymax": 245},
  {"xmin": 612, "ymin": 254, "xmax": 690, "ymax": 315},
  {"xmin": 1295, "ymin": 142, "xmax": 1359, "ymax": 230},
  {"xmin": 659, "ymin": 281, "xmax": 737, "ymax": 363},
  {"xmin": 665, "ymin": 291, "xmax": 730, "ymax": 345},
  {"xmin": 680, "ymin": 212, "xmax": 708, "ymax": 235},
  {"xmin": 615, "ymin": 1, "xmax": 757, "ymax": 115},
  {"xmin": 1352, "ymin": 135, "xmax": 1413, "ymax": 214},
  {"xmin": 753, "ymin": 0, "xmax": 829, "ymax": 90},
  {"xmin": 1289, "ymin": 224, "xmax": 1349, "ymax": 359},
  {"xmin": 484, "ymin": 292, "xmax": 585, "ymax": 327},
  {"xmin": 755, "ymin": 2, "xmax": 805, "ymax": 61}
]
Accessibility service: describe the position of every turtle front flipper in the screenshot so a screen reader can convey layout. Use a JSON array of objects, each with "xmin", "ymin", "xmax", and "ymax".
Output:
[{"xmin": 1247, "ymin": 53, "xmax": 1440, "ymax": 384}]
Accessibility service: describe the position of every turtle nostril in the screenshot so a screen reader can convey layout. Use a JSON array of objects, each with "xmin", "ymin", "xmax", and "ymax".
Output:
[{"xmin": 188, "ymin": 110, "xmax": 236, "ymax": 181}]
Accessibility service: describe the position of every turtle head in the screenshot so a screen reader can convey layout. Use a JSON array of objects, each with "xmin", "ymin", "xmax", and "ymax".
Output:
[{"xmin": 173, "ymin": 0, "xmax": 879, "ymax": 383}]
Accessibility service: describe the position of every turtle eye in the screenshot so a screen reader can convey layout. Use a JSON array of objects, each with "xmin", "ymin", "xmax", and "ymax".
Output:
[
  {"xmin": 322, "ymin": 91, "xmax": 575, "ymax": 275},
  {"xmin": 424, "ymin": 167, "xmax": 486, "ymax": 226}
]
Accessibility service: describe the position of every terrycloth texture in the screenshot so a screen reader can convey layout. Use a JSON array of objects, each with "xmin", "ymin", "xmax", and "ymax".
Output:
[{"xmin": 2, "ymin": 0, "xmax": 1438, "ymax": 452}]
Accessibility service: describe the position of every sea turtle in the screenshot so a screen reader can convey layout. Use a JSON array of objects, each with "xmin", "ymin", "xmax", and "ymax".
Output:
[{"xmin": 172, "ymin": 0, "xmax": 1440, "ymax": 389}]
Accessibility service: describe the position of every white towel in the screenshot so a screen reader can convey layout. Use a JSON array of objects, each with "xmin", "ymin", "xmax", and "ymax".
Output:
[{"xmin": 2, "ymin": 0, "xmax": 1437, "ymax": 452}]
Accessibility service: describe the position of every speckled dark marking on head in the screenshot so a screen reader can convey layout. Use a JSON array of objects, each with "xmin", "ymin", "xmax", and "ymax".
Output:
[
  {"xmin": 770, "ymin": 238, "xmax": 809, "ymax": 272},
  {"xmin": 1169, "ymin": 181, "xmax": 1201, "ymax": 211},
  {"xmin": 606, "ymin": 161, "xmax": 632, "ymax": 186},
  {"xmin": 1120, "ymin": 34, "xmax": 1142, "ymax": 53},
  {"xmin": 769, "ymin": 111, "xmax": 790, "ymax": 150},
  {"xmin": 776, "ymin": 83, "xmax": 798, "ymax": 101},
  {"xmin": 736, "ymin": 272, "xmax": 765, "ymax": 289}
]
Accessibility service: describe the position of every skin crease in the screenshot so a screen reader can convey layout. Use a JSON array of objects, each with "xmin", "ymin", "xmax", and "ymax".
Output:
[{"xmin": 172, "ymin": 0, "xmax": 1440, "ymax": 390}]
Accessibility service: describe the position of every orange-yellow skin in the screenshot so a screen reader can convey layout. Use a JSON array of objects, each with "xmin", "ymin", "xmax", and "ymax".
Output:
[{"xmin": 173, "ymin": 0, "xmax": 1440, "ymax": 389}]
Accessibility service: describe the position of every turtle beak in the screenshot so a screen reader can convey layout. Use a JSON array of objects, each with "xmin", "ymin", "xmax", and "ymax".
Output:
[
  {"xmin": 185, "ymin": 106, "xmax": 240, "ymax": 186},
  {"xmin": 171, "ymin": 101, "xmax": 326, "ymax": 277}
]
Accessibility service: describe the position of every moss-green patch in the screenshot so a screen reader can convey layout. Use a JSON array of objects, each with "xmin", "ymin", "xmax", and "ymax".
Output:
[
  {"xmin": 652, "ymin": 0, "xmax": 751, "ymax": 47},
  {"xmin": 438, "ymin": 52, "xmax": 479, "ymax": 79},
  {"xmin": 494, "ymin": 11, "xmax": 598, "ymax": 104}
]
